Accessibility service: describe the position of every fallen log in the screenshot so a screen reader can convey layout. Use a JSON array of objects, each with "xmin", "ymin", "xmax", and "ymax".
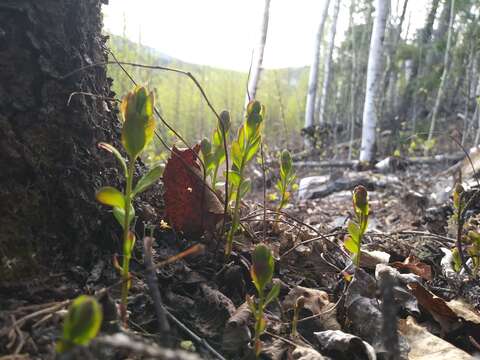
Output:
[{"xmin": 293, "ymin": 152, "xmax": 464, "ymax": 169}]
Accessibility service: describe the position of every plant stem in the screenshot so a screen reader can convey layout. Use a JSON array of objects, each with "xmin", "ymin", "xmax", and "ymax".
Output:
[
  {"xmin": 225, "ymin": 150, "xmax": 247, "ymax": 259},
  {"xmin": 225, "ymin": 178, "xmax": 242, "ymax": 259},
  {"xmin": 254, "ymin": 294, "xmax": 265, "ymax": 357},
  {"xmin": 121, "ymin": 159, "xmax": 135, "ymax": 325}
]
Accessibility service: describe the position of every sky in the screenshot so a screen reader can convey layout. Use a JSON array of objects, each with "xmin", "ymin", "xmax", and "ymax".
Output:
[{"xmin": 102, "ymin": 0, "xmax": 427, "ymax": 72}]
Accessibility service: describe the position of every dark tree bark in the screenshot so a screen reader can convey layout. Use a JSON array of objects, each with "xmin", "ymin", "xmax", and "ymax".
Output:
[{"xmin": 0, "ymin": 0, "xmax": 123, "ymax": 286}]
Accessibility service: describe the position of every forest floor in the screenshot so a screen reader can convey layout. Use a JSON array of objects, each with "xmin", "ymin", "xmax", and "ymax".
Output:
[{"xmin": 1, "ymin": 157, "xmax": 480, "ymax": 359}]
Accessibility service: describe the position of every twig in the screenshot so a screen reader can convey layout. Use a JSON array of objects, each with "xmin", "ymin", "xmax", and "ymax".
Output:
[
  {"xmin": 378, "ymin": 267, "xmax": 400, "ymax": 360},
  {"xmin": 164, "ymin": 308, "xmax": 227, "ymax": 360},
  {"xmin": 67, "ymin": 91, "xmax": 119, "ymax": 106},
  {"xmin": 151, "ymin": 244, "xmax": 205, "ymax": 270},
  {"xmin": 1, "ymin": 301, "xmax": 71, "ymax": 338},
  {"xmin": 264, "ymin": 330, "xmax": 299, "ymax": 347},
  {"xmin": 389, "ymin": 230, "xmax": 456, "ymax": 245},
  {"xmin": 296, "ymin": 295, "xmax": 343, "ymax": 323},
  {"xmin": 447, "ymin": 134, "xmax": 480, "ymax": 188},
  {"xmin": 280, "ymin": 232, "xmax": 346, "ymax": 259},
  {"xmin": 143, "ymin": 236, "xmax": 170, "ymax": 334}
]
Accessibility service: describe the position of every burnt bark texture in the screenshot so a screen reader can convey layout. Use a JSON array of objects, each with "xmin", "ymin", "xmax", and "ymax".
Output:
[{"xmin": 0, "ymin": 0, "xmax": 121, "ymax": 286}]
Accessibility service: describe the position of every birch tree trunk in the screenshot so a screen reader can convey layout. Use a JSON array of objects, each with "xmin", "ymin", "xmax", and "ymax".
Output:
[
  {"xmin": 318, "ymin": 0, "xmax": 341, "ymax": 125},
  {"xmin": 245, "ymin": 0, "xmax": 271, "ymax": 104},
  {"xmin": 426, "ymin": 0, "xmax": 456, "ymax": 150},
  {"xmin": 304, "ymin": 0, "xmax": 331, "ymax": 147},
  {"xmin": 359, "ymin": 0, "xmax": 389, "ymax": 163},
  {"xmin": 348, "ymin": 0, "xmax": 357, "ymax": 160}
]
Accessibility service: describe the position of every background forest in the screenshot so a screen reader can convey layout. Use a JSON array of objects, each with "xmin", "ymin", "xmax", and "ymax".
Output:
[{"xmin": 106, "ymin": 0, "xmax": 480, "ymax": 164}]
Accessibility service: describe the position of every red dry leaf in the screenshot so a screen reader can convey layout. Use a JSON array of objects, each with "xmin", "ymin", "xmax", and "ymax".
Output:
[
  {"xmin": 391, "ymin": 255, "xmax": 432, "ymax": 281},
  {"xmin": 163, "ymin": 145, "xmax": 224, "ymax": 235},
  {"xmin": 408, "ymin": 283, "xmax": 461, "ymax": 333}
]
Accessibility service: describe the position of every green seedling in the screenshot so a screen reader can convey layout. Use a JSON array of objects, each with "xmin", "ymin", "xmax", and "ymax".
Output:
[
  {"xmin": 450, "ymin": 184, "xmax": 480, "ymax": 276},
  {"xmin": 466, "ymin": 231, "xmax": 480, "ymax": 276},
  {"xmin": 200, "ymin": 111, "xmax": 231, "ymax": 189},
  {"xmin": 247, "ymin": 244, "xmax": 280, "ymax": 358},
  {"xmin": 275, "ymin": 149, "xmax": 297, "ymax": 214},
  {"xmin": 96, "ymin": 86, "xmax": 163, "ymax": 324},
  {"xmin": 344, "ymin": 185, "xmax": 369, "ymax": 267},
  {"xmin": 291, "ymin": 296, "xmax": 305, "ymax": 338},
  {"xmin": 56, "ymin": 296, "xmax": 103, "ymax": 353},
  {"xmin": 225, "ymin": 101, "xmax": 264, "ymax": 258},
  {"xmin": 451, "ymin": 183, "xmax": 464, "ymax": 272}
]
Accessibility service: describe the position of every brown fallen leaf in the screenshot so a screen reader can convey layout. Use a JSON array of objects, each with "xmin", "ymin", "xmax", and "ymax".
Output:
[
  {"xmin": 408, "ymin": 283, "xmax": 461, "ymax": 333},
  {"xmin": 163, "ymin": 145, "xmax": 224, "ymax": 235},
  {"xmin": 391, "ymin": 255, "xmax": 432, "ymax": 281},
  {"xmin": 399, "ymin": 316, "xmax": 472, "ymax": 360}
]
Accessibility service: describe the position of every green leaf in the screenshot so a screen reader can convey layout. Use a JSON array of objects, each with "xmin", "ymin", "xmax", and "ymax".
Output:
[
  {"xmin": 251, "ymin": 244, "xmax": 275, "ymax": 294},
  {"xmin": 132, "ymin": 165, "xmax": 164, "ymax": 196},
  {"xmin": 265, "ymin": 283, "xmax": 280, "ymax": 306},
  {"xmin": 200, "ymin": 137, "xmax": 212, "ymax": 156},
  {"xmin": 451, "ymin": 248, "xmax": 462, "ymax": 272},
  {"xmin": 280, "ymin": 149, "xmax": 292, "ymax": 175},
  {"xmin": 56, "ymin": 295, "xmax": 103, "ymax": 353},
  {"xmin": 353, "ymin": 185, "xmax": 369, "ymax": 216},
  {"xmin": 227, "ymin": 170, "xmax": 241, "ymax": 187},
  {"xmin": 347, "ymin": 221, "xmax": 360, "ymax": 239},
  {"xmin": 121, "ymin": 86, "xmax": 155, "ymax": 160},
  {"xmin": 113, "ymin": 204, "xmax": 135, "ymax": 229},
  {"xmin": 231, "ymin": 141, "xmax": 242, "ymax": 168},
  {"xmin": 219, "ymin": 110, "xmax": 231, "ymax": 133},
  {"xmin": 245, "ymin": 136, "xmax": 261, "ymax": 163},
  {"xmin": 344, "ymin": 235, "xmax": 359, "ymax": 256},
  {"xmin": 96, "ymin": 187, "xmax": 125, "ymax": 209},
  {"xmin": 98, "ymin": 142, "xmax": 127, "ymax": 177},
  {"xmin": 239, "ymin": 179, "xmax": 251, "ymax": 198}
]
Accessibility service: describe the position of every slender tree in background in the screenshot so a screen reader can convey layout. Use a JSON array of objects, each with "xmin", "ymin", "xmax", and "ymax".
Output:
[
  {"xmin": 401, "ymin": 0, "xmax": 440, "ymax": 122},
  {"xmin": 426, "ymin": 0, "xmax": 456, "ymax": 149},
  {"xmin": 246, "ymin": 0, "xmax": 271, "ymax": 104},
  {"xmin": 348, "ymin": 0, "xmax": 357, "ymax": 160},
  {"xmin": 304, "ymin": 0, "xmax": 331, "ymax": 147},
  {"xmin": 359, "ymin": 0, "xmax": 389, "ymax": 163},
  {"xmin": 317, "ymin": 0, "xmax": 341, "ymax": 125}
]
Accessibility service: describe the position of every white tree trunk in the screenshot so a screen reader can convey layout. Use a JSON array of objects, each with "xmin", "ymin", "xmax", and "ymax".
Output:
[
  {"xmin": 426, "ymin": 0, "xmax": 456, "ymax": 151},
  {"xmin": 304, "ymin": 0, "xmax": 331, "ymax": 146},
  {"xmin": 318, "ymin": 0, "xmax": 340, "ymax": 125},
  {"xmin": 245, "ymin": 0, "xmax": 271, "ymax": 105},
  {"xmin": 359, "ymin": 0, "xmax": 389, "ymax": 163},
  {"xmin": 348, "ymin": 0, "xmax": 357, "ymax": 160}
]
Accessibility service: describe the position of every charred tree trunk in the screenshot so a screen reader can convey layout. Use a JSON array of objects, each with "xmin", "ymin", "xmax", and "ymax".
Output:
[{"xmin": 0, "ymin": 0, "xmax": 123, "ymax": 286}]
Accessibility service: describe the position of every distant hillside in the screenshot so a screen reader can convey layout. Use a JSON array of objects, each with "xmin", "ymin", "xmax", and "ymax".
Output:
[{"xmin": 106, "ymin": 34, "xmax": 309, "ymax": 153}]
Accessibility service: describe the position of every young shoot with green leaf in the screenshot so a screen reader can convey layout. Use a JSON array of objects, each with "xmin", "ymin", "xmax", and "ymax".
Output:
[
  {"xmin": 344, "ymin": 185, "xmax": 369, "ymax": 267},
  {"xmin": 200, "ymin": 110, "xmax": 230, "ymax": 190},
  {"xmin": 246, "ymin": 244, "xmax": 280, "ymax": 358},
  {"xmin": 275, "ymin": 149, "xmax": 296, "ymax": 213},
  {"xmin": 56, "ymin": 296, "xmax": 103, "ymax": 353},
  {"xmin": 225, "ymin": 101, "xmax": 264, "ymax": 258},
  {"xmin": 95, "ymin": 86, "xmax": 163, "ymax": 324}
]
